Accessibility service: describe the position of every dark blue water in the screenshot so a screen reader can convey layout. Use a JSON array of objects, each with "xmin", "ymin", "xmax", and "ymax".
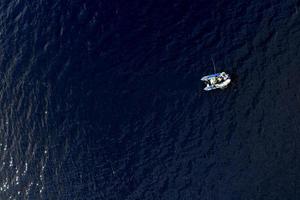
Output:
[{"xmin": 0, "ymin": 0, "xmax": 299, "ymax": 199}]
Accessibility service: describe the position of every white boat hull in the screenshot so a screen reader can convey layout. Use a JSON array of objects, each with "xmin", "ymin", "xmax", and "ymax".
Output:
[
  {"xmin": 201, "ymin": 72, "xmax": 231, "ymax": 91},
  {"xmin": 204, "ymin": 79, "xmax": 231, "ymax": 91}
]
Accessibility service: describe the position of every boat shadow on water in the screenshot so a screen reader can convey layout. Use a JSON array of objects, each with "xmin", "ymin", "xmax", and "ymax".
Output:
[{"xmin": 228, "ymin": 72, "xmax": 239, "ymax": 90}]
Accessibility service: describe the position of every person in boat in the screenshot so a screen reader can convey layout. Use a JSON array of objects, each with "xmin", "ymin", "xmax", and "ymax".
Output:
[
  {"xmin": 210, "ymin": 76, "xmax": 222, "ymax": 85},
  {"xmin": 220, "ymin": 72, "xmax": 228, "ymax": 80},
  {"xmin": 207, "ymin": 73, "xmax": 227, "ymax": 86}
]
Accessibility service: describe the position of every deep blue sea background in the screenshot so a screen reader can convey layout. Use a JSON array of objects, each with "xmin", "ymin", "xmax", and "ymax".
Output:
[{"xmin": 0, "ymin": 0, "xmax": 299, "ymax": 199}]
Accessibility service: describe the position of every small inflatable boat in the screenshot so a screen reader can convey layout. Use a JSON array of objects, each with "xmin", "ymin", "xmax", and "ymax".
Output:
[{"xmin": 201, "ymin": 72, "xmax": 231, "ymax": 91}]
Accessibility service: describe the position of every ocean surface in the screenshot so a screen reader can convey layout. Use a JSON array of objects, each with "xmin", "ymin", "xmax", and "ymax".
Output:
[{"xmin": 0, "ymin": 0, "xmax": 299, "ymax": 199}]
